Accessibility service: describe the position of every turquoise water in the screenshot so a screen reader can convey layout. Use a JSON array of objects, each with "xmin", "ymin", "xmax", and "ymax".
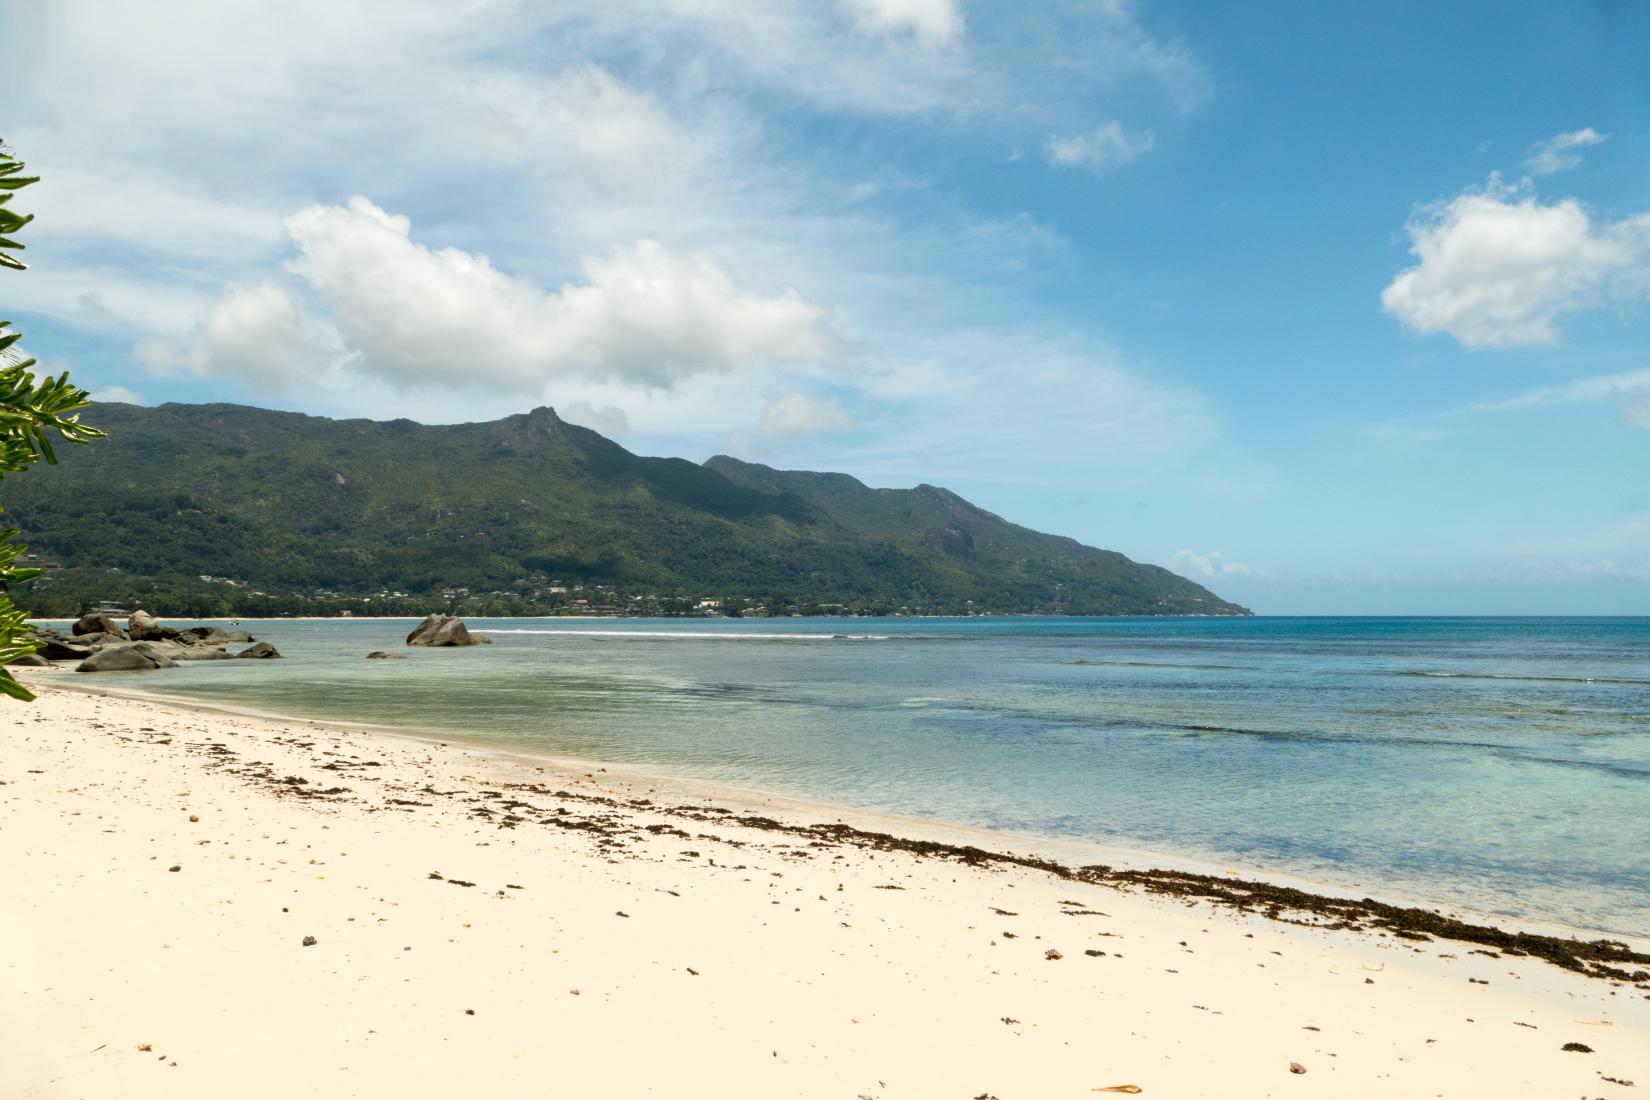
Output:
[{"xmin": 80, "ymin": 616, "xmax": 1650, "ymax": 936}]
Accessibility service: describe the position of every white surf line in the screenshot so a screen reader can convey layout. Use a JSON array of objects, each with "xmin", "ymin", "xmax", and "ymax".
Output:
[{"xmin": 484, "ymin": 629, "xmax": 894, "ymax": 641}]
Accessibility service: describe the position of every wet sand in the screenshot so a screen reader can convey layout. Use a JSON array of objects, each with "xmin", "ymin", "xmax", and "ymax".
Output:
[{"xmin": 4, "ymin": 681, "xmax": 1647, "ymax": 1098}]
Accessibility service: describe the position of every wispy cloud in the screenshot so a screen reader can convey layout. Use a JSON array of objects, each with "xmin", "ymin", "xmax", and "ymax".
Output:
[
  {"xmin": 1523, "ymin": 127, "xmax": 1609, "ymax": 176},
  {"xmin": 1046, "ymin": 122, "xmax": 1155, "ymax": 172},
  {"xmin": 1464, "ymin": 367, "xmax": 1650, "ymax": 415},
  {"xmin": 1498, "ymin": 512, "xmax": 1650, "ymax": 562},
  {"xmin": 760, "ymin": 393, "xmax": 853, "ymax": 438},
  {"xmin": 1365, "ymin": 367, "xmax": 1650, "ymax": 441},
  {"xmin": 839, "ymin": 0, "xmax": 962, "ymax": 47}
]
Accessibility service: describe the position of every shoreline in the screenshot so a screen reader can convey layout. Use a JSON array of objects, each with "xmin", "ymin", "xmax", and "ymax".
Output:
[
  {"xmin": 5, "ymin": 680, "xmax": 1648, "ymax": 1097},
  {"xmin": 26, "ymin": 667, "xmax": 1650, "ymax": 950}
]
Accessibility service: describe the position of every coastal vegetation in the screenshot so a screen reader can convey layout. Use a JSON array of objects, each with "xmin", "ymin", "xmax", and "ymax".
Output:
[
  {"xmin": 7, "ymin": 402, "xmax": 1248, "ymax": 619},
  {"xmin": 0, "ymin": 142, "xmax": 103, "ymax": 698}
]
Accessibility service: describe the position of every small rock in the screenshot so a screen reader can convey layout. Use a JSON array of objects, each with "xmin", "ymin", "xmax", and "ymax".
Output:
[
  {"xmin": 1044, "ymin": 949, "xmax": 1062, "ymax": 960},
  {"xmin": 188, "ymin": 815, "xmax": 199, "ymax": 823},
  {"xmin": 167, "ymin": 865, "xmax": 181, "ymax": 873},
  {"xmin": 302, "ymin": 935, "xmax": 318, "ymax": 947},
  {"xmin": 1289, "ymin": 1062, "xmax": 1306, "ymax": 1074},
  {"xmin": 1560, "ymin": 1042, "xmax": 1592, "ymax": 1053}
]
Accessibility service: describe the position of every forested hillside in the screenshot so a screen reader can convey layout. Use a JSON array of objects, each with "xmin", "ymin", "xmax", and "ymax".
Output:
[{"xmin": 5, "ymin": 402, "xmax": 1250, "ymax": 617}]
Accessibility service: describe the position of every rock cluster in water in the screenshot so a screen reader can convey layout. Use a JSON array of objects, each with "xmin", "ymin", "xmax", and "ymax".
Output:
[{"xmin": 19, "ymin": 611, "xmax": 281, "ymax": 672}]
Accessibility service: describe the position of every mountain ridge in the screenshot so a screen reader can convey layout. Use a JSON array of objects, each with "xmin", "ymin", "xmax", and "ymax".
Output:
[{"xmin": 5, "ymin": 401, "xmax": 1251, "ymax": 617}]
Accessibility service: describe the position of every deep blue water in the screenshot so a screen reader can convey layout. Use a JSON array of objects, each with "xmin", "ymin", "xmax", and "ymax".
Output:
[{"xmin": 80, "ymin": 616, "xmax": 1650, "ymax": 936}]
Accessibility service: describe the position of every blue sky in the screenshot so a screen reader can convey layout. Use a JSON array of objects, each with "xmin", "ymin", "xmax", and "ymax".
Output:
[{"xmin": 7, "ymin": 1, "xmax": 1649, "ymax": 613}]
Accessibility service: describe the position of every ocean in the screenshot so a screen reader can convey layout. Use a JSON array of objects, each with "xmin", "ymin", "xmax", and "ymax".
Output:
[{"xmin": 77, "ymin": 615, "xmax": 1650, "ymax": 937}]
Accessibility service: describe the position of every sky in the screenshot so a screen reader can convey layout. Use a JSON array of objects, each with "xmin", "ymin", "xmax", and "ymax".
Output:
[{"xmin": 6, "ymin": 0, "xmax": 1649, "ymax": 614}]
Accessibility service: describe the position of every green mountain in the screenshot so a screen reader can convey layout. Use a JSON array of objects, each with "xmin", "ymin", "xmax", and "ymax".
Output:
[{"xmin": 6, "ymin": 401, "xmax": 1249, "ymax": 617}]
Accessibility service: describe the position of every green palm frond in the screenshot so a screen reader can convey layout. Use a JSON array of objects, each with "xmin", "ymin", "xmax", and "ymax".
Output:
[{"xmin": 0, "ymin": 140, "xmax": 106, "ymax": 701}]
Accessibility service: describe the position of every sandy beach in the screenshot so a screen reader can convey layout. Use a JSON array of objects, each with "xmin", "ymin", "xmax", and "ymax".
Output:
[{"xmin": 4, "ymin": 678, "xmax": 1647, "ymax": 1099}]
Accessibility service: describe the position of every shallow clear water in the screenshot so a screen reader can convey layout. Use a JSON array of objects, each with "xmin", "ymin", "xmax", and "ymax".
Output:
[{"xmin": 82, "ymin": 616, "xmax": 1650, "ymax": 936}]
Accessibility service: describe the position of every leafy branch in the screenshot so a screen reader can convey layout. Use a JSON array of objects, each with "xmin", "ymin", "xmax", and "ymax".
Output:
[{"xmin": 0, "ymin": 140, "xmax": 105, "ymax": 700}]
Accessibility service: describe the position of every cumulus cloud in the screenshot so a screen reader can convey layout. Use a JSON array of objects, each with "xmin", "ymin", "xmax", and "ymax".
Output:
[
  {"xmin": 760, "ymin": 393, "xmax": 853, "ymax": 438},
  {"xmin": 1523, "ymin": 127, "xmax": 1609, "ymax": 176},
  {"xmin": 1170, "ymin": 549, "xmax": 1259, "ymax": 579},
  {"xmin": 137, "ymin": 283, "xmax": 323, "ymax": 392},
  {"xmin": 1381, "ymin": 175, "xmax": 1650, "ymax": 348},
  {"xmin": 1046, "ymin": 122, "xmax": 1155, "ymax": 172},
  {"xmin": 284, "ymin": 197, "xmax": 832, "ymax": 391},
  {"xmin": 194, "ymin": 284, "xmax": 322, "ymax": 390},
  {"xmin": 840, "ymin": 0, "xmax": 961, "ymax": 47}
]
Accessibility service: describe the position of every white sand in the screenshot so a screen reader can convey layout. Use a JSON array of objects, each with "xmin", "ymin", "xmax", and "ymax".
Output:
[{"xmin": 3, "ymin": 680, "xmax": 1646, "ymax": 1099}]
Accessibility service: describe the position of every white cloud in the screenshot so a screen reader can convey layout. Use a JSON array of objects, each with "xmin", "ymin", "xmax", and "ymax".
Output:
[
  {"xmin": 1169, "ymin": 549, "xmax": 1260, "ymax": 579},
  {"xmin": 760, "ymin": 393, "xmax": 853, "ymax": 437},
  {"xmin": 137, "ymin": 283, "xmax": 323, "ymax": 392},
  {"xmin": 840, "ymin": 0, "xmax": 961, "ymax": 47},
  {"xmin": 1046, "ymin": 122, "xmax": 1155, "ymax": 172},
  {"xmin": 284, "ymin": 197, "xmax": 832, "ymax": 391},
  {"xmin": 1381, "ymin": 175, "xmax": 1650, "ymax": 348},
  {"xmin": 92, "ymin": 384, "xmax": 145, "ymax": 405},
  {"xmin": 560, "ymin": 401, "xmax": 631, "ymax": 436},
  {"xmin": 1622, "ymin": 392, "xmax": 1650, "ymax": 430},
  {"xmin": 1523, "ymin": 127, "xmax": 1608, "ymax": 176},
  {"xmin": 191, "ymin": 284, "xmax": 323, "ymax": 391}
]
